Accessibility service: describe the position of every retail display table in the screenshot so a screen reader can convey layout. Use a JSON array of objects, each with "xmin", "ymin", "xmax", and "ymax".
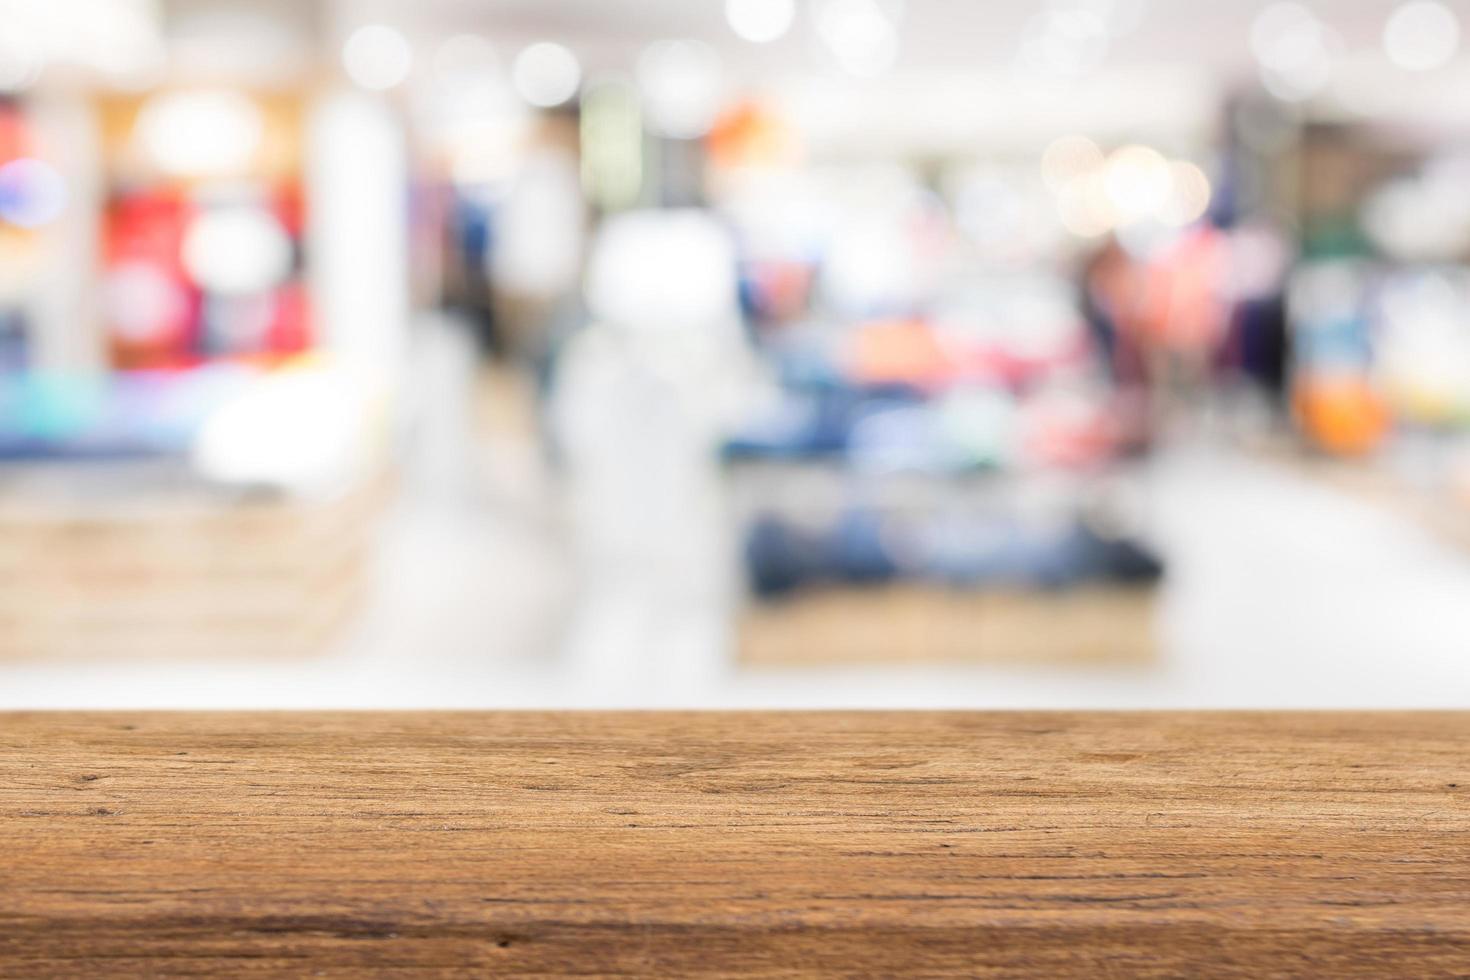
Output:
[{"xmin": 3, "ymin": 711, "xmax": 1468, "ymax": 976}]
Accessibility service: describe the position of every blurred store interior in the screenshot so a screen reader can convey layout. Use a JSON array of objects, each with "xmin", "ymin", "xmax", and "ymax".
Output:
[{"xmin": 3, "ymin": 0, "xmax": 1470, "ymax": 707}]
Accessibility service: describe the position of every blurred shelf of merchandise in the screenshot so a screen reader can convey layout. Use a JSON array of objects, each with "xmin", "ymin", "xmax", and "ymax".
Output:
[
  {"xmin": 0, "ymin": 4, "xmax": 404, "ymax": 661},
  {"xmin": 1269, "ymin": 117, "xmax": 1470, "ymax": 550},
  {"xmin": 708, "ymin": 113, "xmax": 1186, "ymax": 666}
]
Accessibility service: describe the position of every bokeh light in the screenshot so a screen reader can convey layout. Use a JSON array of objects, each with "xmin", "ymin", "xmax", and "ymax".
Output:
[
  {"xmin": 1102, "ymin": 144, "xmax": 1171, "ymax": 220},
  {"xmin": 637, "ymin": 40, "xmax": 725, "ymax": 139},
  {"xmin": 1382, "ymin": 1, "xmax": 1460, "ymax": 72},
  {"xmin": 1041, "ymin": 135, "xmax": 1105, "ymax": 191},
  {"xmin": 342, "ymin": 24, "xmax": 414, "ymax": 91},
  {"xmin": 512, "ymin": 42, "xmax": 582, "ymax": 107},
  {"xmin": 725, "ymin": 0, "xmax": 796, "ymax": 43},
  {"xmin": 182, "ymin": 207, "xmax": 294, "ymax": 296},
  {"xmin": 1250, "ymin": 2, "xmax": 1334, "ymax": 101},
  {"xmin": 0, "ymin": 158, "xmax": 67, "ymax": 228},
  {"xmin": 814, "ymin": 0, "xmax": 901, "ymax": 77},
  {"xmin": 135, "ymin": 90, "xmax": 264, "ymax": 177}
]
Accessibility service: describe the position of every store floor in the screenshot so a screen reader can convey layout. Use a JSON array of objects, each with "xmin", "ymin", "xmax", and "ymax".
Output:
[{"xmin": 4, "ymin": 319, "xmax": 1470, "ymax": 709}]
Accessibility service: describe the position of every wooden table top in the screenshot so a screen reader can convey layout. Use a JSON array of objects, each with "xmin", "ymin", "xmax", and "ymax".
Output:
[{"xmin": 3, "ymin": 711, "xmax": 1468, "ymax": 976}]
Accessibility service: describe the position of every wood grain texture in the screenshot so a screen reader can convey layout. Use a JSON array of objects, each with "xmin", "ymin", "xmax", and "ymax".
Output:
[{"xmin": 2, "ymin": 711, "xmax": 1468, "ymax": 977}]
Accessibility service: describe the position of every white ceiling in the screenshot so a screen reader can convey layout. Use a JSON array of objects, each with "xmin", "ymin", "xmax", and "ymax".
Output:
[
  {"xmin": 387, "ymin": 0, "xmax": 1459, "ymax": 78},
  {"xmin": 273, "ymin": 0, "xmax": 1469, "ymax": 153}
]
